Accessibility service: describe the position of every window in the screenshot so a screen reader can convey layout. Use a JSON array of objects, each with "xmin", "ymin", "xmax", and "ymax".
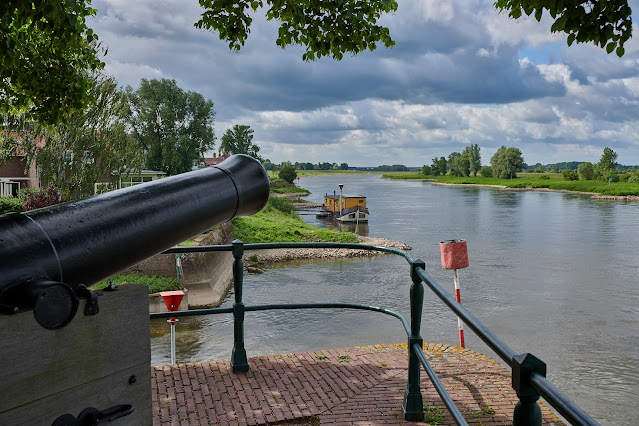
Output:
[
  {"xmin": 349, "ymin": 213, "xmax": 355, "ymax": 219},
  {"xmin": 359, "ymin": 199, "xmax": 364, "ymax": 203},
  {"xmin": 359, "ymin": 213, "xmax": 366, "ymax": 218}
]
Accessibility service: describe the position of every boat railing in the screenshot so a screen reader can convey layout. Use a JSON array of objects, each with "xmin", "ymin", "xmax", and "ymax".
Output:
[{"xmin": 151, "ymin": 240, "xmax": 598, "ymax": 426}]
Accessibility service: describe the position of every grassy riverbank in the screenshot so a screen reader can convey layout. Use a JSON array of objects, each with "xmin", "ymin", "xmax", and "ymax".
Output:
[
  {"xmin": 91, "ymin": 273, "xmax": 180, "ymax": 294},
  {"xmin": 232, "ymin": 196, "xmax": 358, "ymax": 243},
  {"xmin": 383, "ymin": 172, "xmax": 639, "ymax": 197}
]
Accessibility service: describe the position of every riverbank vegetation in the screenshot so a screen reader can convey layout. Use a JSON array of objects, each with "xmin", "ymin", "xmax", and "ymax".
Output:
[
  {"xmin": 383, "ymin": 172, "xmax": 639, "ymax": 197},
  {"xmin": 90, "ymin": 273, "xmax": 180, "ymax": 294},
  {"xmin": 232, "ymin": 196, "xmax": 358, "ymax": 243}
]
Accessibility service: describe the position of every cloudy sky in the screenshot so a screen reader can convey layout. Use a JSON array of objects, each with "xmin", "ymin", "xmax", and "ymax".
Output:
[{"xmin": 89, "ymin": 0, "xmax": 639, "ymax": 167}]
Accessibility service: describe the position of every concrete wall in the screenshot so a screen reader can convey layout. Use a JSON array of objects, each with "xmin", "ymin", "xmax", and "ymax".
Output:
[{"xmin": 127, "ymin": 222, "xmax": 235, "ymax": 310}]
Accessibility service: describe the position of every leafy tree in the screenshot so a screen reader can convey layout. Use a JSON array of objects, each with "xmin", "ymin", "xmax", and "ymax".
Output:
[
  {"xmin": 490, "ymin": 146, "xmax": 524, "ymax": 179},
  {"xmin": 261, "ymin": 159, "xmax": 275, "ymax": 170},
  {"xmin": 2, "ymin": 75, "xmax": 144, "ymax": 200},
  {"xmin": 198, "ymin": 0, "xmax": 631, "ymax": 59},
  {"xmin": 562, "ymin": 170, "xmax": 578, "ymax": 181},
  {"xmin": 421, "ymin": 165, "xmax": 432, "ymax": 176},
  {"xmin": 1, "ymin": 1, "xmax": 104, "ymax": 125},
  {"xmin": 339, "ymin": 163, "xmax": 349, "ymax": 170},
  {"xmin": 219, "ymin": 124, "xmax": 262, "ymax": 161},
  {"xmin": 127, "ymin": 79, "xmax": 215, "ymax": 175},
  {"xmin": 278, "ymin": 165, "xmax": 297, "ymax": 184},
  {"xmin": 598, "ymin": 147, "xmax": 618, "ymax": 171},
  {"xmin": 462, "ymin": 144, "xmax": 481, "ymax": 176},
  {"xmin": 430, "ymin": 156, "xmax": 448, "ymax": 176},
  {"xmin": 578, "ymin": 162, "xmax": 595, "ymax": 180},
  {"xmin": 480, "ymin": 166, "xmax": 493, "ymax": 178},
  {"xmin": 448, "ymin": 152, "xmax": 470, "ymax": 177},
  {"xmin": 495, "ymin": 0, "xmax": 632, "ymax": 57}
]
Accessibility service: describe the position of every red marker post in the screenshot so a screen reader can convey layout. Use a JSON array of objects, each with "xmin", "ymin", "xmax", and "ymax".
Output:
[
  {"xmin": 440, "ymin": 240, "xmax": 469, "ymax": 348},
  {"xmin": 160, "ymin": 290, "xmax": 184, "ymax": 364}
]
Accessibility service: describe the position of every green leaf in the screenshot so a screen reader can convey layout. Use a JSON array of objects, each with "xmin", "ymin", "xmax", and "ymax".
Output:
[
  {"xmin": 567, "ymin": 33, "xmax": 575, "ymax": 46},
  {"xmin": 616, "ymin": 46, "xmax": 625, "ymax": 57},
  {"xmin": 606, "ymin": 42, "xmax": 616, "ymax": 54}
]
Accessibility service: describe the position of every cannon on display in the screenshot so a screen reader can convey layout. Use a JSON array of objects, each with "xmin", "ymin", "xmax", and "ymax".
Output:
[{"xmin": 0, "ymin": 154, "xmax": 270, "ymax": 329}]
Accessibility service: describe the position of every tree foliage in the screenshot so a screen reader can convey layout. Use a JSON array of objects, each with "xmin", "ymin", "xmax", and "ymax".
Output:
[
  {"xmin": 463, "ymin": 144, "xmax": 481, "ymax": 176},
  {"xmin": 0, "ymin": 1, "xmax": 104, "ymax": 125},
  {"xmin": 2, "ymin": 76, "xmax": 144, "ymax": 200},
  {"xmin": 421, "ymin": 165, "xmax": 432, "ymax": 176},
  {"xmin": 577, "ymin": 161, "xmax": 595, "ymax": 180},
  {"xmin": 219, "ymin": 125, "xmax": 262, "ymax": 160},
  {"xmin": 495, "ymin": 0, "xmax": 632, "ymax": 56},
  {"xmin": 196, "ymin": 0, "xmax": 398, "ymax": 61},
  {"xmin": 598, "ymin": 147, "xmax": 618, "ymax": 171},
  {"xmin": 278, "ymin": 164, "xmax": 297, "ymax": 184},
  {"xmin": 127, "ymin": 79, "xmax": 215, "ymax": 175},
  {"xmin": 490, "ymin": 146, "xmax": 524, "ymax": 179},
  {"xmin": 431, "ymin": 156, "xmax": 447, "ymax": 176}
]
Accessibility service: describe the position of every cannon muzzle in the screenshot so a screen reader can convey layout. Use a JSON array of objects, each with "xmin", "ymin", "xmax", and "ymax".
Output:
[{"xmin": 0, "ymin": 154, "xmax": 269, "ymax": 328}]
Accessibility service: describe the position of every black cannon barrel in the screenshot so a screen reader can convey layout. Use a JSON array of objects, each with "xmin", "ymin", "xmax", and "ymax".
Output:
[{"xmin": 0, "ymin": 154, "xmax": 269, "ymax": 327}]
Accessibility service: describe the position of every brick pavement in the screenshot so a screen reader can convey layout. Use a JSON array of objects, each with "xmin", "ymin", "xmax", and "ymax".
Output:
[{"xmin": 152, "ymin": 343, "xmax": 563, "ymax": 425}]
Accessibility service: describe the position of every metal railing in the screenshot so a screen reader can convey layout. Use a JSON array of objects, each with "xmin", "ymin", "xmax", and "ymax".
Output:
[{"xmin": 151, "ymin": 240, "xmax": 598, "ymax": 426}]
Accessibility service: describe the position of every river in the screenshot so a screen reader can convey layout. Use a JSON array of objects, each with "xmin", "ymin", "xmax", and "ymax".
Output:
[{"xmin": 151, "ymin": 174, "xmax": 638, "ymax": 424}]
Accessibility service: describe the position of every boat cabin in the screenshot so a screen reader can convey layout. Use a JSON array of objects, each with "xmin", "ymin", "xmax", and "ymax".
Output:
[{"xmin": 323, "ymin": 194, "xmax": 366, "ymax": 213}]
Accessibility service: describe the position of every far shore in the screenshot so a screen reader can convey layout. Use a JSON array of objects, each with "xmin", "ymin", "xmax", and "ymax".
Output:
[{"xmin": 429, "ymin": 181, "xmax": 639, "ymax": 201}]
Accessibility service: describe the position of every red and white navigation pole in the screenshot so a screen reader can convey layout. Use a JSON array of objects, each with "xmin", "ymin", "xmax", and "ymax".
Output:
[{"xmin": 440, "ymin": 240, "xmax": 469, "ymax": 348}]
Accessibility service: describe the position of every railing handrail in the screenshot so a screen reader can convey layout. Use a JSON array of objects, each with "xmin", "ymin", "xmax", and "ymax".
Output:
[{"xmin": 155, "ymin": 241, "xmax": 598, "ymax": 425}]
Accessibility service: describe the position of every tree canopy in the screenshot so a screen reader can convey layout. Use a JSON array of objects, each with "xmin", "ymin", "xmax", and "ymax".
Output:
[
  {"xmin": 127, "ymin": 79, "xmax": 216, "ymax": 175},
  {"xmin": 491, "ymin": 146, "xmax": 524, "ymax": 179},
  {"xmin": 1, "ymin": 76, "xmax": 143, "ymax": 200},
  {"xmin": 0, "ymin": 1, "xmax": 104, "ymax": 125},
  {"xmin": 198, "ymin": 0, "xmax": 632, "ymax": 59},
  {"xmin": 219, "ymin": 125, "xmax": 262, "ymax": 161},
  {"xmin": 494, "ymin": 0, "xmax": 632, "ymax": 57}
]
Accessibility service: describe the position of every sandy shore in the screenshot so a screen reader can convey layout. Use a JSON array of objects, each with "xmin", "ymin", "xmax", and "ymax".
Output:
[
  {"xmin": 244, "ymin": 236, "xmax": 411, "ymax": 265},
  {"xmin": 430, "ymin": 181, "xmax": 639, "ymax": 201}
]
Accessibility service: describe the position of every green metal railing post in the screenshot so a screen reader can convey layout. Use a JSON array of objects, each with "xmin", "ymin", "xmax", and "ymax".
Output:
[
  {"xmin": 230, "ymin": 240, "xmax": 249, "ymax": 372},
  {"xmin": 403, "ymin": 259, "xmax": 425, "ymax": 421},
  {"xmin": 512, "ymin": 353, "xmax": 546, "ymax": 426}
]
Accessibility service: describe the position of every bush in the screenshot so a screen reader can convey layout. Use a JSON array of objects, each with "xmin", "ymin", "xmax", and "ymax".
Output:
[
  {"xmin": 267, "ymin": 196, "xmax": 295, "ymax": 214},
  {"xmin": 421, "ymin": 165, "xmax": 432, "ymax": 175},
  {"xmin": 18, "ymin": 186, "xmax": 63, "ymax": 211},
  {"xmin": 269, "ymin": 178, "xmax": 291, "ymax": 189},
  {"xmin": 539, "ymin": 174, "xmax": 551, "ymax": 180},
  {"xmin": 278, "ymin": 165, "xmax": 297, "ymax": 184},
  {"xmin": 562, "ymin": 170, "xmax": 578, "ymax": 181},
  {"xmin": 0, "ymin": 196, "xmax": 23, "ymax": 214},
  {"xmin": 479, "ymin": 166, "xmax": 492, "ymax": 177},
  {"xmin": 578, "ymin": 162, "xmax": 595, "ymax": 180}
]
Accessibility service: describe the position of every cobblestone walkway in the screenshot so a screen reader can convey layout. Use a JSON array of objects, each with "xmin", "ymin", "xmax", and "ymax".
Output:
[{"xmin": 152, "ymin": 343, "xmax": 563, "ymax": 425}]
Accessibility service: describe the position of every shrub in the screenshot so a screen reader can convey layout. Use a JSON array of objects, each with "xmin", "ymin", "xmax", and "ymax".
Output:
[
  {"xmin": 267, "ymin": 196, "xmax": 294, "ymax": 214},
  {"xmin": 578, "ymin": 162, "xmax": 595, "ymax": 180},
  {"xmin": 278, "ymin": 165, "xmax": 297, "ymax": 184},
  {"xmin": 562, "ymin": 170, "xmax": 578, "ymax": 181},
  {"xmin": 0, "ymin": 196, "xmax": 23, "ymax": 214},
  {"xmin": 421, "ymin": 165, "xmax": 432, "ymax": 175},
  {"xmin": 539, "ymin": 174, "xmax": 551, "ymax": 180},
  {"xmin": 269, "ymin": 178, "xmax": 291, "ymax": 189},
  {"xmin": 18, "ymin": 186, "xmax": 63, "ymax": 211},
  {"xmin": 479, "ymin": 166, "xmax": 492, "ymax": 177}
]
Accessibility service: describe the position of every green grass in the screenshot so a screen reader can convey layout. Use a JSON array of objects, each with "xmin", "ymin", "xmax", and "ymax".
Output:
[
  {"xmin": 90, "ymin": 273, "xmax": 180, "ymax": 294},
  {"xmin": 382, "ymin": 172, "xmax": 639, "ymax": 196},
  {"xmin": 271, "ymin": 186, "xmax": 311, "ymax": 194},
  {"xmin": 232, "ymin": 196, "xmax": 358, "ymax": 243}
]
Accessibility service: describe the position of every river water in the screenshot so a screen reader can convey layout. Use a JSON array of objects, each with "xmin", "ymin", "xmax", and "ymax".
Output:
[{"xmin": 151, "ymin": 174, "xmax": 638, "ymax": 424}]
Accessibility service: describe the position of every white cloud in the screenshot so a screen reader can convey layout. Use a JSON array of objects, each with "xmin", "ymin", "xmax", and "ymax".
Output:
[{"xmin": 90, "ymin": 0, "xmax": 639, "ymax": 166}]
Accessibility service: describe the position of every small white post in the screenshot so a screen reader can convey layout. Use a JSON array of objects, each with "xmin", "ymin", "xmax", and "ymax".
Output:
[
  {"xmin": 169, "ymin": 318, "xmax": 178, "ymax": 365},
  {"xmin": 453, "ymin": 269, "xmax": 465, "ymax": 348}
]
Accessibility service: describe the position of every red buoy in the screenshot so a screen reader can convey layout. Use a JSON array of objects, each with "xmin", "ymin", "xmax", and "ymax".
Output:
[{"xmin": 440, "ymin": 239, "xmax": 469, "ymax": 270}]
